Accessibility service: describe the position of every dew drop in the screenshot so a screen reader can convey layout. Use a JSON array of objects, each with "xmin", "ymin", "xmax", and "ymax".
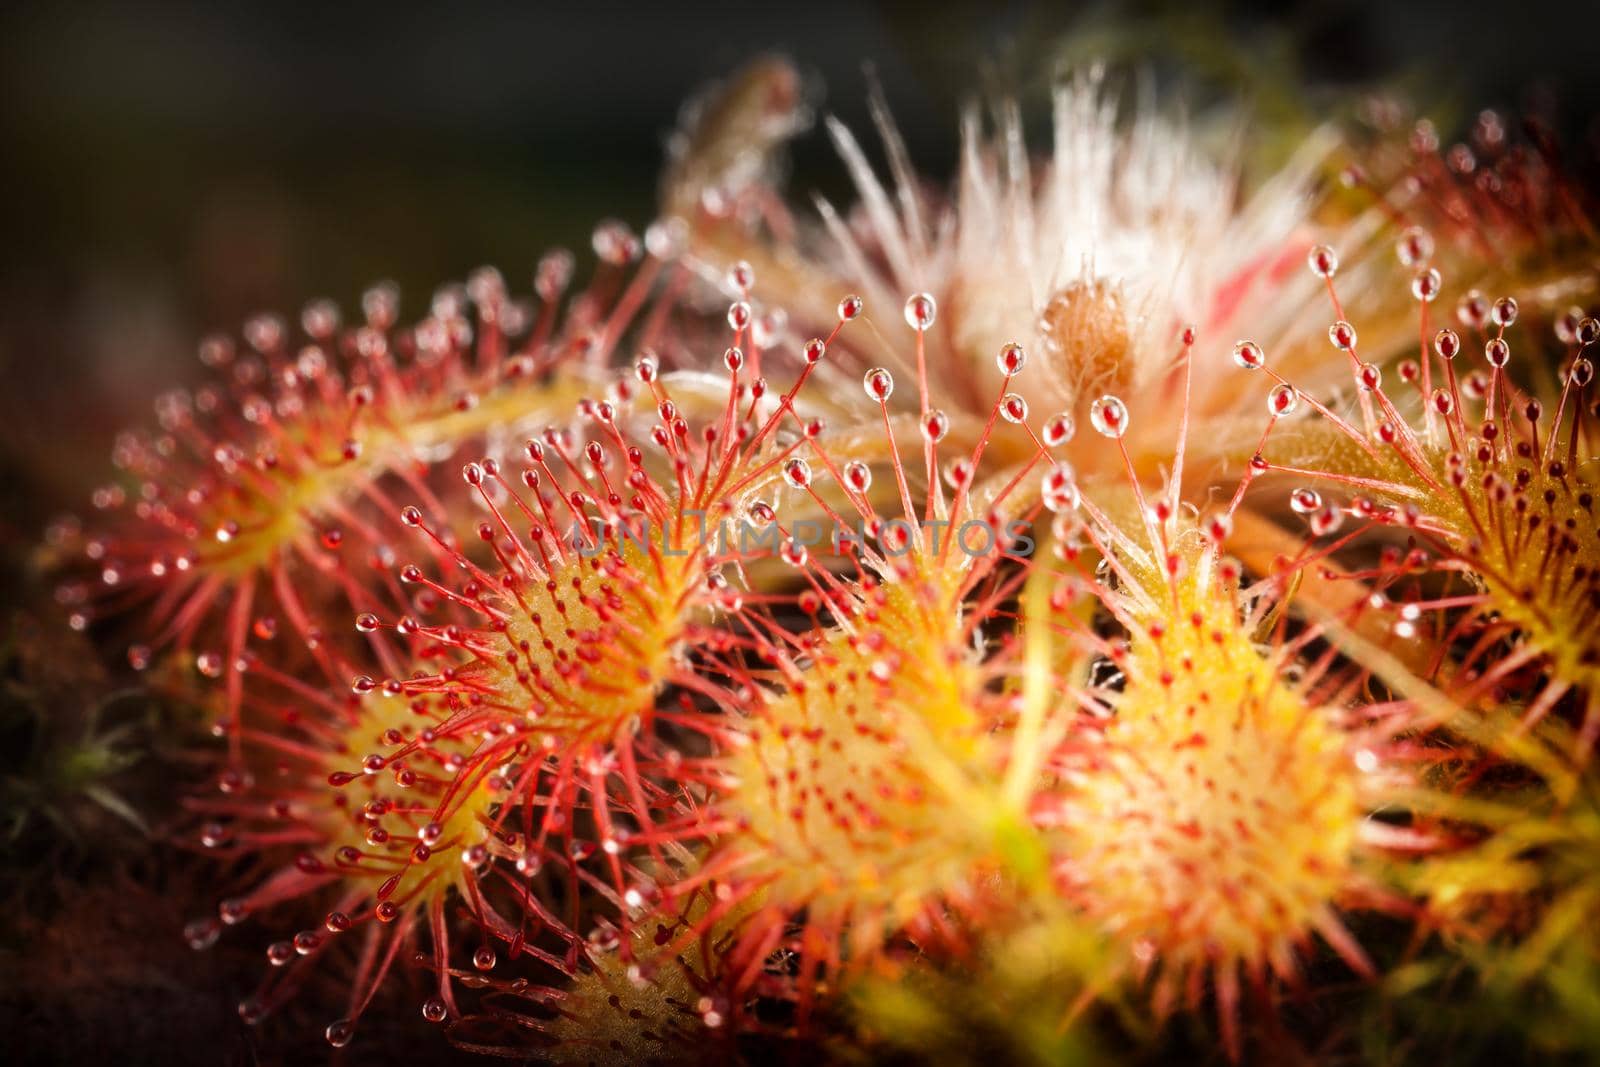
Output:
[
  {"xmin": 325, "ymin": 1019, "xmax": 355, "ymax": 1048},
  {"xmin": 184, "ymin": 917, "xmax": 221, "ymax": 950},
  {"xmin": 1267, "ymin": 383, "xmax": 1298, "ymax": 416},
  {"xmin": 1307, "ymin": 244, "xmax": 1338, "ymax": 278},
  {"xmin": 996, "ymin": 342, "xmax": 1026, "ymax": 376},
  {"xmin": 1433, "ymin": 329, "xmax": 1461, "ymax": 360},
  {"xmin": 1396, "ymin": 226, "xmax": 1434, "ymax": 267},
  {"xmin": 1411, "ymin": 268, "xmax": 1441, "ymax": 303},
  {"xmin": 1457, "ymin": 291, "xmax": 1490, "ymax": 330},
  {"xmin": 1088, "ymin": 395, "xmax": 1128, "ymax": 439},
  {"xmin": 999, "ymin": 393, "xmax": 1028, "ymax": 424},
  {"xmin": 1290, "ymin": 488, "xmax": 1323, "ymax": 515},
  {"xmin": 1042, "ymin": 463, "xmax": 1080, "ymax": 512},
  {"xmin": 1491, "ymin": 296, "xmax": 1518, "ymax": 328},
  {"xmin": 782, "ymin": 459, "xmax": 812, "ymax": 489},
  {"xmin": 1232, "ymin": 340, "xmax": 1265, "ymax": 370},
  {"xmin": 903, "ymin": 292, "xmax": 936, "ymax": 331},
  {"xmin": 863, "ymin": 368, "xmax": 894, "ymax": 402},
  {"xmin": 1310, "ymin": 505, "xmax": 1344, "ymax": 537},
  {"xmin": 943, "ymin": 458, "xmax": 972, "ymax": 489},
  {"xmin": 1043, "ymin": 412, "xmax": 1075, "ymax": 447}
]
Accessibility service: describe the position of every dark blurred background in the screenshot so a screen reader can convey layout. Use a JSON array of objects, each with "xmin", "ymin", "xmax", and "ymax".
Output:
[{"xmin": 1, "ymin": 1, "xmax": 1598, "ymax": 1060}]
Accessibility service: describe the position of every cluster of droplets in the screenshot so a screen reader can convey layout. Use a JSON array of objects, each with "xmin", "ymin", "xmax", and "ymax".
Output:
[
  {"xmin": 1227, "ymin": 215, "xmax": 1600, "ymax": 757},
  {"xmin": 58, "ymin": 225, "xmax": 678, "ymax": 768}
]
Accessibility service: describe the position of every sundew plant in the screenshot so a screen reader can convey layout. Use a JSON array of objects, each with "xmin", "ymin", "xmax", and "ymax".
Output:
[{"xmin": 24, "ymin": 35, "xmax": 1600, "ymax": 1067}]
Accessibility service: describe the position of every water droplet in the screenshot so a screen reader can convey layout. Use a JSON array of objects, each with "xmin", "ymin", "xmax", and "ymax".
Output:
[
  {"xmin": 996, "ymin": 342, "xmax": 1026, "ymax": 375},
  {"xmin": 1043, "ymin": 413, "xmax": 1075, "ymax": 447},
  {"xmin": 1411, "ymin": 268, "xmax": 1441, "ymax": 303},
  {"xmin": 325, "ymin": 1019, "xmax": 355, "ymax": 1048},
  {"xmin": 1329, "ymin": 321, "xmax": 1357, "ymax": 351},
  {"xmin": 1307, "ymin": 245, "xmax": 1338, "ymax": 278},
  {"xmin": 185, "ymin": 917, "xmax": 221, "ymax": 950},
  {"xmin": 1232, "ymin": 341, "xmax": 1265, "ymax": 370},
  {"xmin": 1267, "ymin": 383, "xmax": 1298, "ymax": 416},
  {"xmin": 1457, "ymin": 291, "xmax": 1489, "ymax": 330},
  {"xmin": 1089, "ymin": 395, "xmax": 1128, "ymax": 438},
  {"xmin": 837, "ymin": 295, "xmax": 863, "ymax": 321},
  {"xmin": 1310, "ymin": 505, "xmax": 1344, "ymax": 537},
  {"xmin": 1042, "ymin": 463, "xmax": 1080, "ymax": 512},
  {"xmin": 1433, "ymin": 329, "xmax": 1461, "ymax": 360},
  {"xmin": 1290, "ymin": 488, "xmax": 1323, "ymax": 514},
  {"xmin": 903, "ymin": 292, "xmax": 936, "ymax": 331},
  {"xmin": 592, "ymin": 220, "xmax": 640, "ymax": 265},
  {"xmin": 783, "ymin": 458, "xmax": 812, "ymax": 489},
  {"xmin": 922, "ymin": 410, "xmax": 949, "ymax": 442},
  {"xmin": 1396, "ymin": 226, "xmax": 1434, "ymax": 267},
  {"xmin": 1491, "ymin": 296, "xmax": 1518, "ymax": 328},
  {"xmin": 863, "ymin": 368, "xmax": 894, "ymax": 402},
  {"xmin": 1485, "ymin": 338, "xmax": 1511, "ymax": 368},
  {"xmin": 999, "ymin": 393, "xmax": 1028, "ymax": 424}
]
